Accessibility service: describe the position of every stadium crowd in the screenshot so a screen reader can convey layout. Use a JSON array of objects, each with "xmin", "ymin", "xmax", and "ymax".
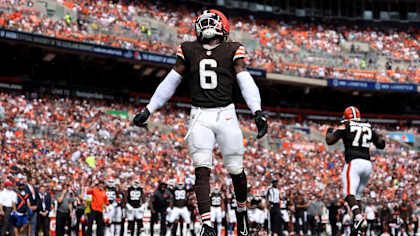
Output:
[
  {"xmin": 1, "ymin": 0, "xmax": 420, "ymax": 83},
  {"xmin": 0, "ymin": 90, "xmax": 418, "ymax": 235}
]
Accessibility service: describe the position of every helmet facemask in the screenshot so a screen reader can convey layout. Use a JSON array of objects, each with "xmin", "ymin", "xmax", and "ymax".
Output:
[
  {"xmin": 195, "ymin": 13, "xmax": 224, "ymax": 41},
  {"xmin": 133, "ymin": 180, "xmax": 141, "ymax": 188},
  {"xmin": 176, "ymin": 182, "xmax": 184, "ymax": 189},
  {"xmin": 106, "ymin": 180, "xmax": 115, "ymax": 188}
]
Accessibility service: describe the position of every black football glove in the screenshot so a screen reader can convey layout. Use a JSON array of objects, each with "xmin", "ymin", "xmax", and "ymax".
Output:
[
  {"xmin": 254, "ymin": 110, "xmax": 268, "ymax": 139},
  {"xmin": 133, "ymin": 108, "xmax": 150, "ymax": 129},
  {"xmin": 326, "ymin": 127, "xmax": 334, "ymax": 134}
]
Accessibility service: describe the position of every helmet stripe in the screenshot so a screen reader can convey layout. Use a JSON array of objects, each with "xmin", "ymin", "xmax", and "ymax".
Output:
[{"xmin": 350, "ymin": 106, "xmax": 357, "ymax": 119}]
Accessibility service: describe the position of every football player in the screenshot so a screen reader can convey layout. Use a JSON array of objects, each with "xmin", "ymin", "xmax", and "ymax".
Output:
[
  {"xmin": 133, "ymin": 9, "xmax": 268, "ymax": 236},
  {"xmin": 326, "ymin": 106, "xmax": 385, "ymax": 236},
  {"xmin": 226, "ymin": 191, "xmax": 237, "ymax": 236},
  {"xmin": 247, "ymin": 189, "xmax": 265, "ymax": 234},
  {"xmin": 126, "ymin": 177, "xmax": 145, "ymax": 236},
  {"xmin": 185, "ymin": 179, "xmax": 198, "ymax": 235},
  {"xmin": 168, "ymin": 180, "xmax": 193, "ymax": 236},
  {"xmin": 279, "ymin": 190, "xmax": 291, "ymax": 236},
  {"xmin": 104, "ymin": 176, "xmax": 123, "ymax": 236},
  {"xmin": 210, "ymin": 185, "xmax": 225, "ymax": 236}
]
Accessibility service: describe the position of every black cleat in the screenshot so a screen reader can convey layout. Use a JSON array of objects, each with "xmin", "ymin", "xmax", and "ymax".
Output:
[
  {"xmin": 236, "ymin": 210, "xmax": 249, "ymax": 236},
  {"xmin": 199, "ymin": 224, "xmax": 216, "ymax": 236}
]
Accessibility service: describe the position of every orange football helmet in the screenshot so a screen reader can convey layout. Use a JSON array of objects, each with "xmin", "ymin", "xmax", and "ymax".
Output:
[
  {"xmin": 343, "ymin": 106, "xmax": 361, "ymax": 122},
  {"xmin": 195, "ymin": 9, "xmax": 230, "ymax": 41}
]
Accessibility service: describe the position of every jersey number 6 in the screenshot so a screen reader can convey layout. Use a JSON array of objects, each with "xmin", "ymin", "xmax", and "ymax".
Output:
[{"xmin": 199, "ymin": 59, "xmax": 217, "ymax": 89}]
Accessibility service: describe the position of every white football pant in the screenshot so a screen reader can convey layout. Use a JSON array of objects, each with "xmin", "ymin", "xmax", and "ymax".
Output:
[{"xmin": 187, "ymin": 104, "xmax": 245, "ymax": 174}]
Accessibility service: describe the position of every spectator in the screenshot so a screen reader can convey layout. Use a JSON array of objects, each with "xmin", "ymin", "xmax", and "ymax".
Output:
[
  {"xmin": 25, "ymin": 178, "xmax": 40, "ymax": 236},
  {"xmin": 326, "ymin": 194, "xmax": 340, "ymax": 236},
  {"xmin": 36, "ymin": 184, "xmax": 51, "ymax": 236},
  {"xmin": 0, "ymin": 181, "xmax": 17, "ymax": 236},
  {"xmin": 73, "ymin": 195, "xmax": 86, "ymax": 236},
  {"xmin": 86, "ymin": 181, "xmax": 108, "ymax": 236},
  {"xmin": 64, "ymin": 13, "xmax": 71, "ymax": 26},
  {"xmin": 350, "ymin": 44, "xmax": 355, "ymax": 53},
  {"xmin": 307, "ymin": 192, "xmax": 325, "ymax": 236},
  {"xmin": 11, "ymin": 181, "xmax": 31, "ymax": 236},
  {"xmin": 342, "ymin": 203, "xmax": 352, "ymax": 236},
  {"xmin": 55, "ymin": 185, "xmax": 74, "ymax": 236},
  {"xmin": 294, "ymin": 192, "xmax": 308, "ymax": 235},
  {"xmin": 365, "ymin": 199, "xmax": 377, "ymax": 236},
  {"xmin": 150, "ymin": 180, "xmax": 172, "ymax": 236},
  {"xmin": 386, "ymin": 60, "xmax": 392, "ymax": 70}
]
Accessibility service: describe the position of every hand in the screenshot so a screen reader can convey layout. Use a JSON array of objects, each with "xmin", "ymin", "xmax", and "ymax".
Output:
[
  {"xmin": 133, "ymin": 108, "xmax": 150, "ymax": 128},
  {"xmin": 327, "ymin": 127, "xmax": 334, "ymax": 134},
  {"xmin": 254, "ymin": 110, "xmax": 268, "ymax": 139}
]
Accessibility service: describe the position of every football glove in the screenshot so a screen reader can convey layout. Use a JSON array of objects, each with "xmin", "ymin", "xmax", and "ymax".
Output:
[
  {"xmin": 133, "ymin": 108, "xmax": 150, "ymax": 128},
  {"xmin": 327, "ymin": 127, "xmax": 334, "ymax": 134},
  {"xmin": 254, "ymin": 110, "xmax": 268, "ymax": 139}
]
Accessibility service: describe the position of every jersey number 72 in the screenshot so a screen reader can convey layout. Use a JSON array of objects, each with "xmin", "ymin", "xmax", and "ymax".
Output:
[{"xmin": 350, "ymin": 126, "xmax": 372, "ymax": 148}]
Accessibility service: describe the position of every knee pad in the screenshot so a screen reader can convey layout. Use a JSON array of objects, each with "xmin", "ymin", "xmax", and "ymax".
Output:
[
  {"xmin": 192, "ymin": 152, "xmax": 213, "ymax": 169},
  {"xmin": 224, "ymin": 155, "xmax": 243, "ymax": 175}
]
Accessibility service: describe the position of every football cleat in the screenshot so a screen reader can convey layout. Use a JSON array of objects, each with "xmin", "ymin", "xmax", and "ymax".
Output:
[
  {"xmin": 199, "ymin": 224, "xmax": 217, "ymax": 236},
  {"xmin": 236, "ymin": 209, "xmax": 249, "ymax": 236}
]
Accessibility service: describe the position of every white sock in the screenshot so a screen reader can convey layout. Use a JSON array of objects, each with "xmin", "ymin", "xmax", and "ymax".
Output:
[{"xmin": 201, "ymin": 212, "xmax": 212, "ymax": 227}]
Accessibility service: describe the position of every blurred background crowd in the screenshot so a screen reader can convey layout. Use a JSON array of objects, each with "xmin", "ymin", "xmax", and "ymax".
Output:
[
  {"xmin": 0, "ymin": 89, "xmax": 418, "ymax": 235},
  {"xmin": 0, "ymin": 0, "xmax": 420, "ymax": 83}
]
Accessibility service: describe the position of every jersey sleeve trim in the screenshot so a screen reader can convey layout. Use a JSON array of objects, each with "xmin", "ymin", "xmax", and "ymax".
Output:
[
  {"xmin": 176, "ymin": 45, "xmax": 185, "ymax": 60},
  {"xmin": 233, "ymin": 45, "xmax": 247, "ymax": 61}
]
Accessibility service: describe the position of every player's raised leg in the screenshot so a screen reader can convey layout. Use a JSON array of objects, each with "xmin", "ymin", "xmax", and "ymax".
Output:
[{"xmin": 188, "ymin": 117, "xmax": 217, "ymax": 235}]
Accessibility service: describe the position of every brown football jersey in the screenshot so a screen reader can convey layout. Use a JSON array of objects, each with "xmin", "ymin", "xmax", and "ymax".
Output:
[{"xmin": 177, "ymin": 41, "xmax": 246, "ymax": 108}]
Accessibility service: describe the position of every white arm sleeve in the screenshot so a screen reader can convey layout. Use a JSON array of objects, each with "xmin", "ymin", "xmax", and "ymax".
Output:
[
  {"xmin": 146, "ymin": 69, "xmax": 182, "ymax": 113},
  {"xmin": 236, "ymin": 71, "xmax": 261, "ymax": 114}
]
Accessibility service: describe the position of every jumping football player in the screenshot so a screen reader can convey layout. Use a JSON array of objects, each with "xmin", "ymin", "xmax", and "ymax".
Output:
[
  {"xmin": 326, "ymin": 106, "xmax": 385, "ymax": 236},
  {"xmin": 133, "ymin": 9, "xmax": 268, "ymax": 236}
]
